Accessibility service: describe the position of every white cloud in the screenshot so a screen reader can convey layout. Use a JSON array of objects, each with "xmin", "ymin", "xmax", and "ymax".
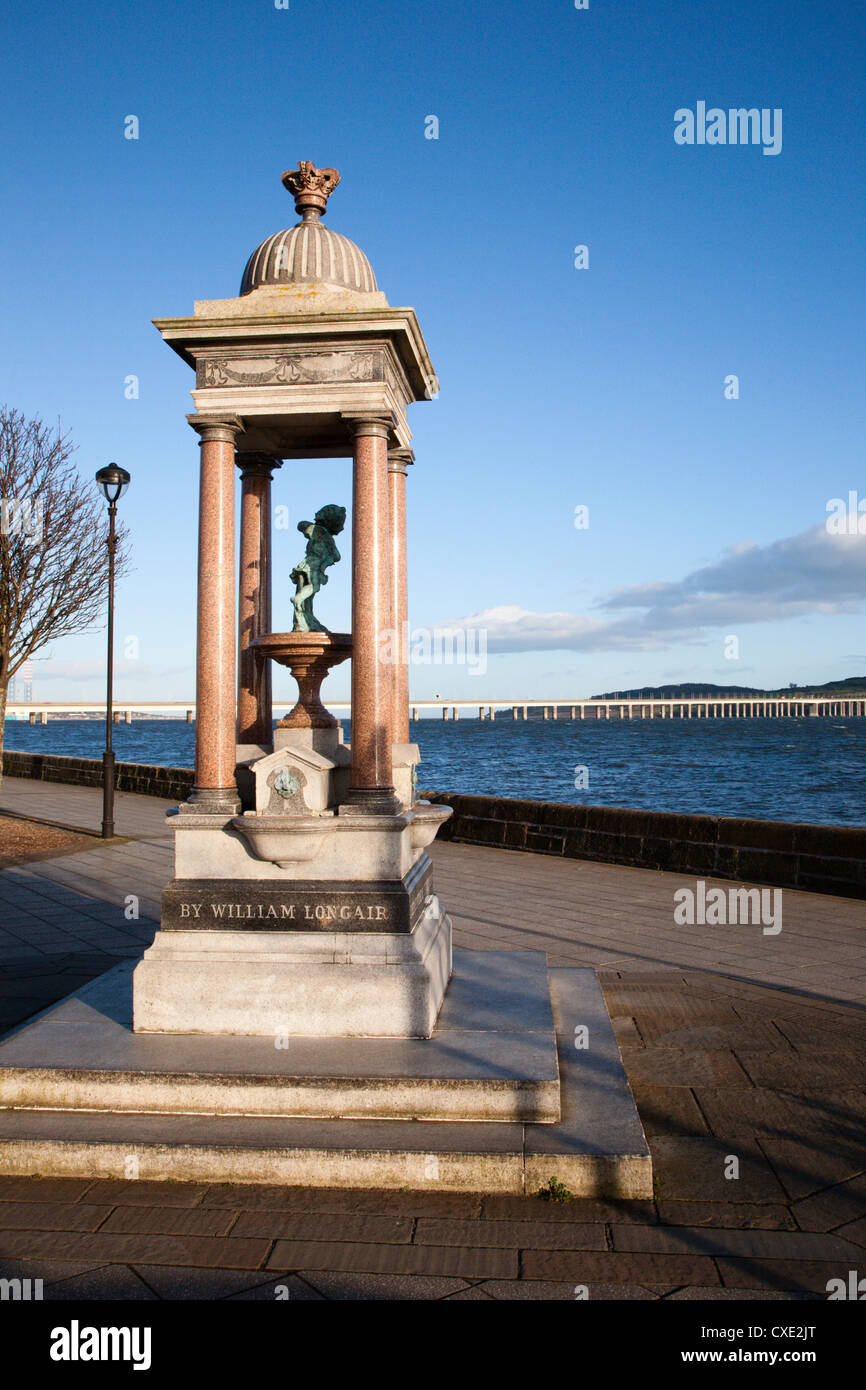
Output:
[{"xmin": 437, "ymin": 524, "xmax": 866, "ymax": 654}]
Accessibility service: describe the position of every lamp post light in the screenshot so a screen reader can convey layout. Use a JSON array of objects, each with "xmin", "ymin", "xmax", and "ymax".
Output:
[{"xmin": 95, "ymin": 464, "xmax": 130, "ymax": 839}]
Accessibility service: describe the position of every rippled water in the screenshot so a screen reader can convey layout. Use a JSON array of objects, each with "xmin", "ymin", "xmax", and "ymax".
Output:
[{"xmin": 5, "ymin": 714, "xmax": 865, "ymax": 826}]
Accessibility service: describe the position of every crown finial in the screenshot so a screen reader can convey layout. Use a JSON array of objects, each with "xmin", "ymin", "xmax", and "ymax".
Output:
[{"xmin": 281, "ymin": 161, "xmax": 341, "ymax": 221}]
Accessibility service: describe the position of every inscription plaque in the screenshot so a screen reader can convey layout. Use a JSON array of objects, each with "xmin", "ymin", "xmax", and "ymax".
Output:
[{"xmin": 161, "ymin": 856, "xmax": 432, "ymax": 934}]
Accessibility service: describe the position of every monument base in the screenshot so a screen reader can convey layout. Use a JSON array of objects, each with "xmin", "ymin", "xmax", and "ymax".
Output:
[
  {"xmin": 132, "ymin": 893, "xmax": 451, "ymax": 1038},
  {"xmin": 0, "ymin": 957, "xmax": 651, "ymax": 1196}
]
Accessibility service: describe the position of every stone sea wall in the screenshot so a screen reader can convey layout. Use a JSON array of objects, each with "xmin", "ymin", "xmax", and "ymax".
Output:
[
  {"xmin": 424, "ymin": 792, "xmax": 866, "ymax": 900},
  {"xmin": 2, "ymin": 751, "xmax": 194, "ymax": 804},
  {"xmin": 3, "ymin": 751, "xmax": 863, "ymax": 898}
]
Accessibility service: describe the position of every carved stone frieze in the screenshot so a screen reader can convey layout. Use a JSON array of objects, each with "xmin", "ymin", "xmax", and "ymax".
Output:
[{"xmin": 198, "ymin": 350, "xmax": 384, "ymax": 389}]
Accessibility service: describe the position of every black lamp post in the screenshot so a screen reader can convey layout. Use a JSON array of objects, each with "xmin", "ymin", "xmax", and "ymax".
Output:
[{"xmin": 95, "ymin": 464, "xmax": 130, "ymax": 838}]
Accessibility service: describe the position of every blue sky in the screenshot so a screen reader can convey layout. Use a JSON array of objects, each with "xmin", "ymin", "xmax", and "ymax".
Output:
[{"xmin": 2, "ymin": 0, "xmax": 864, "ymax": 704}]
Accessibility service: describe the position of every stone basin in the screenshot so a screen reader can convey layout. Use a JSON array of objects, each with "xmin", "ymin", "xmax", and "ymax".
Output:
[
  {"xmin": 252, "ymin": 631, "xmax": 352, "ymax": 730},
  {"xmin": 409, "ymin": 803, "xmax": 453, "ymax": 849},
  {"xmin": 231, "ymin": 814, "xmax": 332, "ymax": 867}
]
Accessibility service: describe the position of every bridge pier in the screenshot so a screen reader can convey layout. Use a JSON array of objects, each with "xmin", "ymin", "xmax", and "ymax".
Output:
[{"xmin": 202, "ymin": 694, "xmax": 857, "ymax": 727}]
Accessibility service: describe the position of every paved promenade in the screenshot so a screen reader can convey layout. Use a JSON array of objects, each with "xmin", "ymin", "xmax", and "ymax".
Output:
[{"xmin": 0, "ymin": 777, "xmax": 865, "ymax": 1299}]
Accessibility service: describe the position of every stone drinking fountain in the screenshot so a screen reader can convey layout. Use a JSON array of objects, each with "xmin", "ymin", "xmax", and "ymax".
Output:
[{"xmin": 0, "ymin": 162, "xmax": 651, "ymax": 1199}]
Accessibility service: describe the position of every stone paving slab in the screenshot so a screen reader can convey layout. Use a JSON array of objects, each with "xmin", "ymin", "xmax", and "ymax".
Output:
[
  {"xmin": 648, "ymin": 1136, "xmax": 791, "ymax": 1202},
  {"xmin": 714, "ymin": 1257, "xmax": 860, "ymax": 1293},
  {"xmin": 198, "ymin": 1184, "xmax": 485, "ymax": 1217},
  {"xmin": 627, "ymin": 1083, "xmax": 708, "ymax": 1137},
  {"xmin": 791, "ymin": 1175, "xmax": 866, "ymax": 1231},
  {"xmin": 656, "ymin": 1199, "xmax": 798, "ymax": 1230},
  {"xmin": 835, "ymin": 1217, "xmax": 866, "ymax": 1247},
  {"xmin": 519, "ymin": 1250, "xmax": 722, "ymax": 1284},
  {"xmin": 264, "ymin": 1238, "xmax": 518, "ymax": 1280},
  {"xmin": 44, "ymin": 1265, "xmax": 160, "ymax": 1300},
  {"xmin": 280, "ymin": 1271, "xmax": 464, "ymax": 1301},
  {"xmin": 0, "ymin": 1228, "xmax": 273, "ymax": 1268},
  {"xmin": 611, "ymin": 1224, "xmax": 862, "ymax": 1260},
  {"xmin": 412, "ymin": 1216, "xmax": 607, "ymax": 1249},
  {"xmin": 228, "ymin": 1211, "xmax": 414, "ymax": 1243}
]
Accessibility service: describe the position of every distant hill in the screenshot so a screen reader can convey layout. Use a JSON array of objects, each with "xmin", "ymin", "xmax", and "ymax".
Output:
[{"xmin": 592, "ymin": 677, "xmax": 866, "ymax": 700}]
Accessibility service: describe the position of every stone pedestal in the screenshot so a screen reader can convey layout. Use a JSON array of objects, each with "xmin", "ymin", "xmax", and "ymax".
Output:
[
  {"xmin": 132, "ymin": 801, "xmax": 452, "ymax": 1037},
  {"xmin": 134, "ymin": 891, "xmax": 451, "ymax": 1039}
]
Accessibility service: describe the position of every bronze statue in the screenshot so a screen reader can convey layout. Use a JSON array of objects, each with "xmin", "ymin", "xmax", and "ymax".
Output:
[{"xmin": 290, "ymin": 504, "xmax": 346, "ymax": 632}]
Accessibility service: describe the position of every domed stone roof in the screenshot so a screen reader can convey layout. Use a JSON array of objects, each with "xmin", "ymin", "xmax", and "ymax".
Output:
[
  {"xmin": 240, "ymin": 222, "xmax": 377, "ymax": 295},
  {"xmin": 240, "ymin": 162, "xmax": 378, "ymax": 296}
]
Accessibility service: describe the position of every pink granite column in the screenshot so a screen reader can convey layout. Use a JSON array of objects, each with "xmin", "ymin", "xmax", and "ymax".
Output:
[
  {"xmin": 343, "ymin": 416, "xmax": 399, "ymax": 813},
  {"xmin": 188, "ymin": 416, "xmax": 243, "ymax": 811},
  {"xmin": 388, "ymin": 448, "xmax": 413, "ymax": 745},
  {"xmin": 236, "ymin": 454, "xmax": 281, "ymax": 747}
]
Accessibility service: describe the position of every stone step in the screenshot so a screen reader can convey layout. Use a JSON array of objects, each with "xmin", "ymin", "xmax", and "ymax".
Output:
[
  {"xmin": 0, "ymin": 951, "xmax": 560, "ymax": 1123},
  {"xmin": 0, "ymin": 968, "xmax": 652, "ymax": 1196}
]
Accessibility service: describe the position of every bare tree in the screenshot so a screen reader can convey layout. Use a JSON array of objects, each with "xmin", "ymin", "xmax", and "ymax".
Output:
[{"xmin": 0, "ymin": 406, "xmax": 129, "ymax": 790}]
